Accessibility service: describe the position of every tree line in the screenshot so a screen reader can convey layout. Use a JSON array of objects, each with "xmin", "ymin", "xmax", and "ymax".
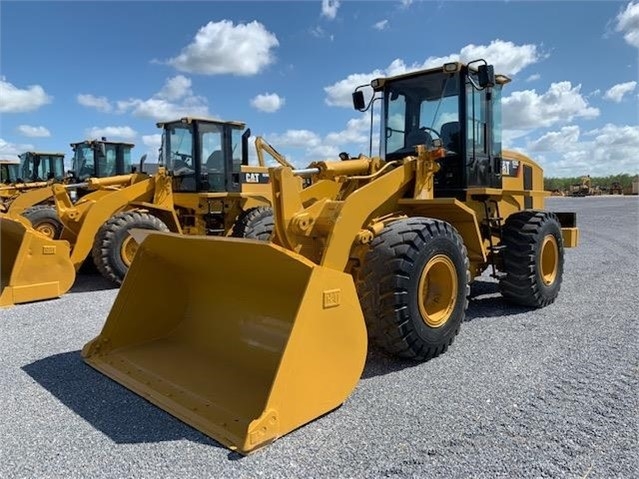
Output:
[{"xmin": 544, "ymin": 173, "xmax": 638, "ymax": 191}]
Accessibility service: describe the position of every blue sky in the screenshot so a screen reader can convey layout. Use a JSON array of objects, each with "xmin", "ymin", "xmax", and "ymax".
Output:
[{"xmin": 1, "ymin": 0, "xmax": 637, "ymax": 177}]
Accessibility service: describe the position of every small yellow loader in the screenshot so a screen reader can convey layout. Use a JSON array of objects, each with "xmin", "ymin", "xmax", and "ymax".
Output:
[
  {"xmin": 3, "ymin": 140, "xmax": 140, "ymax": 238},
  {"xmin": 0, "ymin": 152, "xmax": 66, "ymax": 211},
  {"xmin": 81, "ymin": 61, "xmax": 580, "ymax": 454},
  {"xmin": 0, "ymin": 118, "xmax": 291, "ymax": 306}
]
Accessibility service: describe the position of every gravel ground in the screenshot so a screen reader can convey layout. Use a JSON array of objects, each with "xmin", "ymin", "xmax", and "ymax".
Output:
[{"xmin": 1, "ymin": 196, "xmax": 637, "ymax": 478}]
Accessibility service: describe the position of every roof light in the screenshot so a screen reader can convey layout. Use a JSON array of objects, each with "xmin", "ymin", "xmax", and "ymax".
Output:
[
  {"xmin": 443, "ymin": 62, "xmax": 460, "ymax": 73},
  {"xmin": 370, "ymin": 78, "xmax": 385, "ymax": 90}
]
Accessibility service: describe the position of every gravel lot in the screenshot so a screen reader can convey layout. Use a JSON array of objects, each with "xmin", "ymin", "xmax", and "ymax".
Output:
[{"xmin": 1, "ymin": 196, "xmax": 637, "ymax": 478}]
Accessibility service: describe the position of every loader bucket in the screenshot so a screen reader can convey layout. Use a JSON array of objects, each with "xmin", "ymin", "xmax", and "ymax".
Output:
[
  {"xmin": 0, "ymin": 216, "xmax": 75, "ymax": 307},
  {"xmin": 82, "ymin": 231, "xmax": 367, "ymax": 454}
]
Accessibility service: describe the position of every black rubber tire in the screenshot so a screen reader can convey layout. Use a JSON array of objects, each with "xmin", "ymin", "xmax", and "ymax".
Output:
[
  {"xmin": 232, "ymin": 206, "xmax": 274, "ymax": 241},
  {"xmin": 499, "ymin": 210, "xmax": 564, "ymax": 308},
  {"xmin": 91, "ymin": 210, "xmax": 169, "ymax": 285},
  {"xmin": 22, "ymin": 205, "xmax": 63, "ymax": 239},
  {"xmin": 357, "ymin": 217, "xmax": 470, "ymax": 361}
]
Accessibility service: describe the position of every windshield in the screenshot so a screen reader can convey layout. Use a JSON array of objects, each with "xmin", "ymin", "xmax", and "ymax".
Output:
[
  {"xmin": 1, "ymin": 163, "xmax": 19, "ymax": 183},
  {"xmin": 165, "ymin": 123, "xmax": 196, "ymax": 192},
  {"xmin": 73, "ymin": 145, "xmax": 95, "ymax": 180},
  {"xmin": 20, "ymin": 154, "xmax": 64, "ymax": 181},
  {"xmin": 382, "ymin": 71, "xmax": 460, "ymax": 158}
]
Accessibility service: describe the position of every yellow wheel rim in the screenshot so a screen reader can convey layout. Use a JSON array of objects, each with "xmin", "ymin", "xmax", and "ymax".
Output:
[
  {"xmin": 540, "ymin": 234, "xmax": 559, "ymax": 285},
  {"xmin": 417, "ymin": 254, "xmax": 458, "ymax": 328},
  {"xmin": 120, "ymin": 235, "xmax": 139, "ymax": 267},
  {"xmin": 36, "ymin": 222, "xmax": 56, "ymax": 239}
]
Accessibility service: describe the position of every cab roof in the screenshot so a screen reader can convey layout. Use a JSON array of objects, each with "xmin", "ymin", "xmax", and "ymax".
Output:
[
  {"xmin": 69, "ymin": 139, "xmax": 135, "ymax": 147},
  {"xmin": 371, "ymin": 62, "xmax": 511, "ymax": 91},
  {"xmin": 156, "ymin": 117, "xmax": 246, "ymax": 129}
]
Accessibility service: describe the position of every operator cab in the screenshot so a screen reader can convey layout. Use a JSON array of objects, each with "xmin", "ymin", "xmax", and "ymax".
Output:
[
  {"xmin": 70, "ymin": 139, "xmax": 134, "ymax": 181},
  {"xmin": 18, "ymin": 152, "xmax": 66, "ymax": 183},
  {"xmin": 355, "ymin": 61, "xmax": 510, "ymax": 199},
  {"xmin": 158, "ymin": 117, "xmax": 249, "ymax": 193},
  {"xmin": 1, "ymin": 161, "xmax": 20, "ymax": 184}
]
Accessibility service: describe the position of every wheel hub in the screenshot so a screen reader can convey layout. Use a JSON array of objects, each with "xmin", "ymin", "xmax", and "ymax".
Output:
[
  {"xmin": 120, "ymin": 235, "xmax": 139, "ymax": 267},
  {"xmin": 417, "ymin": 254, "xmax": 458, "ymax": 328},
  {"xmin": 36, "ymin": 222, "xmax": 56, "ymax": 239},
  {"xmin": 540, "ymin": 234, "xmax": 558, "ymax": 285}
]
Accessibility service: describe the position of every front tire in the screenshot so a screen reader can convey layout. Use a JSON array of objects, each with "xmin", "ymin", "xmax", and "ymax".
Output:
[
  {"xmin": 499, "ymin": 210, "xmax": 564, "ymax": 308},
  {"xmin": 233, "ymin": 206, "xmax": 274, "ymax": 241},
  {"xmin": 357, "ymin": 217, "xmax": 470, "ymax": 361},
  {"xmin": 22, "ymin": 205, "xmax": 63, "ymax": 239},
  {"xmin": 92, "ymin": 210, "xmax": 169, "ymax": 285}
]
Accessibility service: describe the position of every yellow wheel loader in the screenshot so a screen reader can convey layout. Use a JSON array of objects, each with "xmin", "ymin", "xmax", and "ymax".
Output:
[
  {"xmin": 0, "ymin": 152, "xmax": 66, "ymax": 211},
  {"xmin": 0, "ymin": 118, "xmax": 291, "ymax": 306},
  {"xmin": 81, "ymin": 61, "xmax": 580, "ymax": 454},
  {"xmin": 3, "ymin": 140, "xmax": 140, "ymax": 239}
]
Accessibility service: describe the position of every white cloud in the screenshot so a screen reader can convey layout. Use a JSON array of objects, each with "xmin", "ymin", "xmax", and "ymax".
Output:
[
  {"xmin": 324, "ymin": 115, "xmax": 374, "ymax": 145},
  {"xmin": 603, "ymin": 81, "xmax": 637, "ymax": 102},
  {"xmin": 324, "ymin": 40, "xmax": 542, "ymax": 107},
  {"xmin": 373, "ymin": 20, "xmax": 389, "ymax": 31},
  {"xmin": 116, "ymin": 75, "xmax": 209, "ymax": 121},
  {"xmin": 400, "ymin": 0, "xmax": 413, "ymax": 8},
  {"xmin": 164, "ymin": 20, "xmax": 279, "ymax": 75},
  {"xmin": 0, "ymin": 138, "xmax": 34, "ymax": 156},
  {"xmin": 459, "ymin": 40, "xmax": 542, "ymax": 76},
  {"xmin": 250, "ymin": 93, "xmax": 285, "ymax": 113},
  {"xmin": 77, "ymin": 93, "xmax": 112, "ymax": 112},
  {"xmin": 86, "ymin": 126, "xmax": 137, "ymax": 140},
  {"xmin": 502, "ymin": 82, "xmax": 599, "ymax": 131},
  {"xmin": 526, "ymin": 73, "xmax": 540, "ymax": 82},
  {"xmin": 17, "ymin": 125, "xmax": 51, "ymax": 138},
  {"xmin": 615, "ymin": 1, "xmax": 639, "ymax": 48},
  {"xmin": 265, "ymin": 113, "xmax": 381, "ymax": 167},
  {"xmin": 268, "ymin": 130, "xmax": 322, "ymax": 148},
  {"xmin": 157, "ymin": 75, "xmax": 192, "ymax": 101},
  {"xmin": 527, "ymin": 126, "xmax": 581, "ymax": 152},
  {"xmin": 140, "ymin": 134, "xmax": 163, "ymax": 163},
  {"xmin": 0, "ymin": 78, "xmax": 51, "ymax": 113},
  {"xmin": 525, "ymin": 123, "xmax": 639, "ymax": 176},
  {"xmin": 321, "ymin": 0, "xmax": 340, "ymax": 20},
  {"xmin": 142, "ymin": 134, "xmax": 162, "ymax": 149}
]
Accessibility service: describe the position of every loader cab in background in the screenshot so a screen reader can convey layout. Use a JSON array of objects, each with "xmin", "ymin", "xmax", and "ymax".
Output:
[
  {"xmin": 18, "ymin": 151, "xmax": 66, "ymax": 183},
  {"xmin": 70, "ymin": 139, "xmax": 135, "ymax": 181},
  {"xmin": 158, "ymin": 117, "xmax": 246, "ymax": 194},
  {"xmin": 1, "ymin": 160, "xmax": 20, "ymax": 184},
  {"xmin": 357, "ymin": 61, "xmax": 509, "ymax": 200}
]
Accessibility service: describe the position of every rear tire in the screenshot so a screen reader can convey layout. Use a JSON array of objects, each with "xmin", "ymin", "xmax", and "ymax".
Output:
[
  {"xmin": 22, "ymin": 205, "xmax": 63, "ymax": 239},
  {"xmin": 499, "ymin": 210, "xmax": 564, "ymax": 308},
  {"xmin": 92, "ymin": 210, "xmax": 169, "ymax": 285},
  {"xmin": 357, "ymin": 217, "xmax": 470, "ymax": 361},
  {"xmin": 233, "ymin": 206, "xmax": 274, "ymax": 241}
]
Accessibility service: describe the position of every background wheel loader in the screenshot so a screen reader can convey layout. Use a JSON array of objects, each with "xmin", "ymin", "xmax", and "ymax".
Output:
[
  {"xmin": 0, "ymin": 117, "xmax": 291, "ymax": 307},
  {"xmin": 3, "ymin": 139, "xmax": 140, "ymax": 239},
  {"xmin": 0, "ymin": 151, "xmax": 66, "ymax": 211},
  {"xmin": 0, "ymin": 159, "xmax": 20, "ymax": 184},
  {"xmin": 81, "ymin": 60, "xmax": 580, "ymax": 454}
]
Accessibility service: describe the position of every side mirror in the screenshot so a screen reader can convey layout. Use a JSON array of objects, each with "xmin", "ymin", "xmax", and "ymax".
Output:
[
  {"xmin": 352, "ymin": 91, "xmax": 366, "ymax": 111},
  {"xmin": 478, "ymin": 64, "xmax": 495, "ymax": 88},
  {"xmin": 241, "ymin": 128, "xmax": 251, "ymax": 166}
]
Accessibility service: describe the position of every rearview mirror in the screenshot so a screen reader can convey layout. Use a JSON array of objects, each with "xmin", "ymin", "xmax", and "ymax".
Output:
[
  {"xmin": 478, "ymin": 64, "xmax": 495, "ymax": 88},
  {"xmin": 352, "ymin": 91, "xmax": 366, "ymax": 111}
]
